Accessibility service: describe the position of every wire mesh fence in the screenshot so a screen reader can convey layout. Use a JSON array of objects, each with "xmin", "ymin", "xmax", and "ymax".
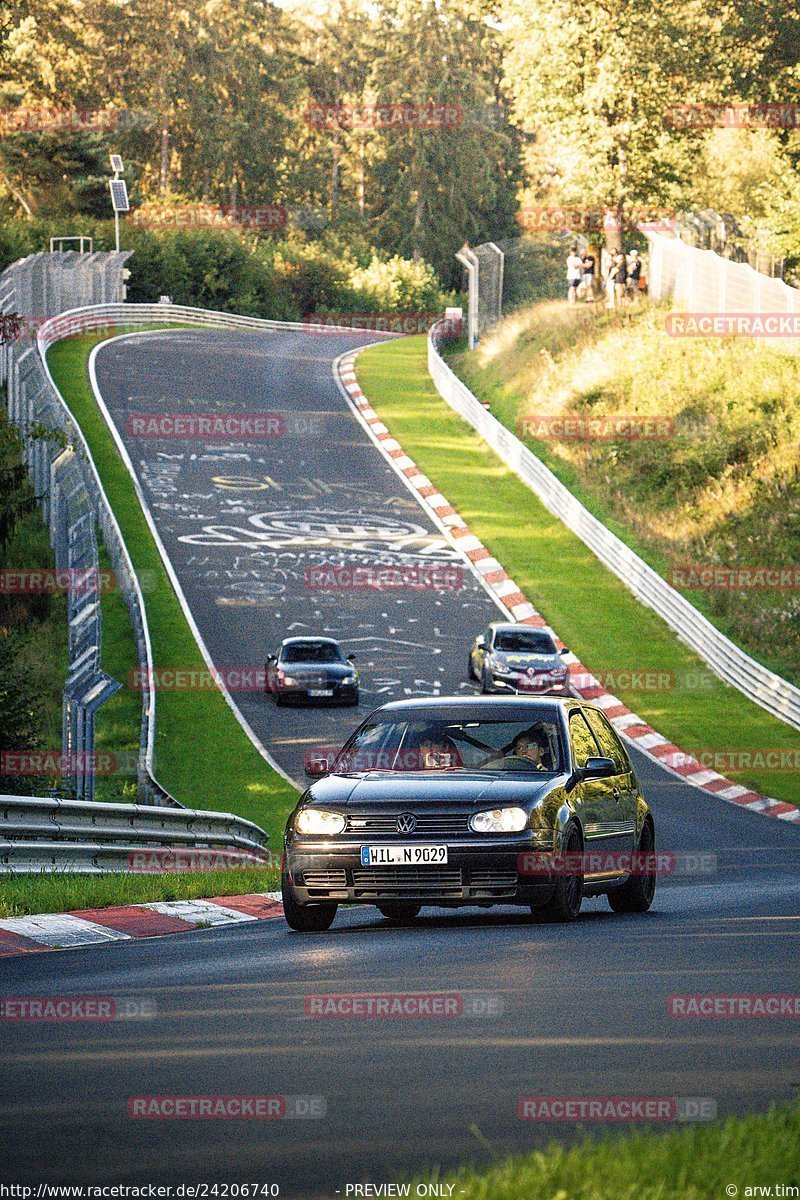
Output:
[
  {"xmin": 462, "ymin": 234, "xmax": 581, "ymax": 342},
  {"xmin": 646, "ymin": 231, "xmax": 800, "ymax": 353},
  {"xmin": 0, "ymin": 251, "xmax": 175, "ymax": 805}
]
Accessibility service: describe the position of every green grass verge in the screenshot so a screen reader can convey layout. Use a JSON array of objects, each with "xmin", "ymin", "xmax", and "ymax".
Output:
[
  {"xmin": 411, "ymin": 1103, "xmax": 799, "ymax": 1200},
  {"xmin": 446, "ymin": 300, "xmax": 800, "ymax": 687},
  {"xmin": 356, "ymin": 337, "xmax": 800, "ymax": 805},
  {"xmin": 0, "ymin": 866, "xmax": 281, "ymax": 919},
  {"xmin": 46, "ymin": 329, "xmax": 298, "ymax": 843},
  {"xmin": 93, "ymin": 535, "xmax": 140, "ymax": 803}
]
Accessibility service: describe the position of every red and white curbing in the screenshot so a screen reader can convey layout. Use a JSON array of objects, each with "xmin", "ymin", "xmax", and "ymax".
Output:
[
  {"xmin": 0, "ymin": 893, "xmax": 283, "ymax": 959},
  {"xmin": 335, "ymin": 350, "xmax": 799, "ymax": 825}
]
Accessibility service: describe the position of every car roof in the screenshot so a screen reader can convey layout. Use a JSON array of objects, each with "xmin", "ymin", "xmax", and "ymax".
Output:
[{"xmin": 374, "ymin": 695, "xmax": 572, "ymax": 720}]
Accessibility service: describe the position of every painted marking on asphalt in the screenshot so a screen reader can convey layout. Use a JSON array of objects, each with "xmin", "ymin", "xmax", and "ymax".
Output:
[
  {"xmin": 0, "ymin": 928, "xmax": 47, "ymax": 956},
  {"xmin": 205, "ymin": 894, "xmax": 283, "ymax": 919},
  {"xmin": 0, "ymin": 914, "xmax": 132, "ymax": 947},
  {"xmin": 69, "ymin": 906, "xmax": 198, "ymax": 936},
  {"xmin": 146, "ymin": 900, "xmax": 258, "ymax": 926}
]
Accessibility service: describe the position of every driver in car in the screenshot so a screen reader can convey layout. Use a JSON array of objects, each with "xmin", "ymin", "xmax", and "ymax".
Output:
[{"xmin": 482, "ymin": 727, "xmax": 550, "ymax": 770}]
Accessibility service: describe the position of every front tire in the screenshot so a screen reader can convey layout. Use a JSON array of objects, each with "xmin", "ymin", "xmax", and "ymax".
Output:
[
  {"xmin": 607, "ymin": 820, "xmax": 656, "ymax": 913},
  {"xmin": 535, "ymin": 826, "xmax": 583, "ymax": 923},
  {"xmin": 281, "ymin": 874, "xmax": 337, "ymax": 932},
  {"xmin": 377, "ymin": 903, "xmax": 421, "ymax": 923}
]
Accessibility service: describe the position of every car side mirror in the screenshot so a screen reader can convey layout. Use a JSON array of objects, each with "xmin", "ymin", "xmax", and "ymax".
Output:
[
  {"xmin": 304, "ymin": 755, "xmax": 334, "ymax": 778},
  {"xmin": 266, "ymin": 654, "xmax": 277, "ymax": 663},
  {"xmin": 476, "ymin": 635, "xmax": 486, "ymax": 647},
  {"xmin": 583, "ymin": 756, "xmax": 615, "ymax": 779},
  {"xmin": 347, "ymin": 653, "xmax": 356, "ymax": 662},
  {"xmin": 559, "ymin": 647, "xmax": 569, "ymax": 656},
  {"xmin": 565, "ymin": 756, "xmax": 616, "ymax": 792}
]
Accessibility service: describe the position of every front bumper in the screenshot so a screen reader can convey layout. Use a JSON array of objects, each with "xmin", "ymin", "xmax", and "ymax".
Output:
[
  {"xmin": 486, "ymin": 671, "xmax": 571, "ymax": 696},
  {"xmin": 275, "ymin": 679, "xmax": 358, "ymax": 704},
  {"xmin": 284, "ymin": 837, "xmax": 558, "ymax": 907}
]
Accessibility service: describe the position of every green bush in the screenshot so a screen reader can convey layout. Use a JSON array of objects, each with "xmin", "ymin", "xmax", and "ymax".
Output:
[
  {"xmin": 0, "ymin": 216, "xmax": 450, "ymax": 321},
  {"xmin": 344, "ymin": 254, "xmax": 448, "ymax": 315},
  {"xmin": 270, "ymin": 237, "xmax": 355, "ymax": 316}
]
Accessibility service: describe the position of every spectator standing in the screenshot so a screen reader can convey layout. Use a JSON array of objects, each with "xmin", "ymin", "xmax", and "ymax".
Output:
[
  {"xmin": 604, "ymin": 252, "xmax": 619, "ymax": 309},
  {"xmin": 567, "ymin": 245, "xmax": 583, "ymax": 304},
  {"xmin": 614, "ymin": 250, "xmax": 628, "ymax": 306},
  {"xmin": 581, "ymin": 250, "xmax": 596, "ymax": 301},
  {"xmin": 627, "ymin": 249, "xmax": 642, "ymax": 301}
]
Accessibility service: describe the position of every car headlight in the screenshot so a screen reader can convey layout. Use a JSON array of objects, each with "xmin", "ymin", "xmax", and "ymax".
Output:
[
  {"xmin": 342, "ymin": 671, "xmax": 357, "ymax": 681},
  {"xmin": 282, "ymin": 675, "xmax": 298, "ymax": 686},
  {"xmin": 470, "ymin": 807, "xmax": 528, "ymax": 834},
  {"xmin": 486, "ymin": 654, "xmax": 505, "ymax": 671},
  {"xmin": 295, "ymin": 808, "xmax": 346, "ymax": 836}
]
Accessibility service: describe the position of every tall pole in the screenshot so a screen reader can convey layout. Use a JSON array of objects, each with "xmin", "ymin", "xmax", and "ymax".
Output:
[{"xmin": 455, "ymin": 247, "xmax": 479, "ymax": 350}]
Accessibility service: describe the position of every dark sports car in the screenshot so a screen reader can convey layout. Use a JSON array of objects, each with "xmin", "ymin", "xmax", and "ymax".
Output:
[
  {"xmin": 266, "ymin": 636, "xmax": 359, "ymax": 706},
  {"xmin": 281, "ymin": 695, "xmax": 656, "ymax": 931},
  {"xmin": 469, "ymin": 623, "xmax": 571, "ymax": 695}
]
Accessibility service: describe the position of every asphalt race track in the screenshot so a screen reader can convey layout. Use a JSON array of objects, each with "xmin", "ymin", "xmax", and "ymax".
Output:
[
  {"xmin": 93, "ymin": 327, "xmax": 511, "ymax": 782},
  {"xmin": 1, "ymin": 329, "xmax": 798, "ymax": 1192}
]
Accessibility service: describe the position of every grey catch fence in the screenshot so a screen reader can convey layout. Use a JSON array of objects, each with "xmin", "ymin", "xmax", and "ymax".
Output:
[{"xmin": 0, "ymin": 251, "xmax": 173, "ymax": 806}]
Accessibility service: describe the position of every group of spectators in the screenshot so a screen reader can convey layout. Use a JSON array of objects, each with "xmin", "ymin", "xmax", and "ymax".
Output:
[{"xmin": 566, "ymin": 245, "xmax": 644, "ymax": 308}]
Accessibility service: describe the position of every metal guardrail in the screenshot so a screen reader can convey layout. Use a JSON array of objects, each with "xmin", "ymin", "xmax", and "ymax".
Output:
[
  {"xmin": 36, "ymin": 300, "xmax": 379, "ymax": 343},
  {"xmin": 428, "ymin": 320, "xmax": 800, "ymax": 732},
  {"xmin": 0, "ymin": 794, "xmax": 272, "ymax": 874}
]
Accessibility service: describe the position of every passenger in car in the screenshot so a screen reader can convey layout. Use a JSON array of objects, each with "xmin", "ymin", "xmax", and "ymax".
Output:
[{"xmin": 415, "ymin": 728, "xmax": 463, "ymax": 770}]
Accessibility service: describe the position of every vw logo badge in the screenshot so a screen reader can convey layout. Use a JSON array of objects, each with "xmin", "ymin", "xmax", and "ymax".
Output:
[{"xmin": 396, "ymin": 813, "xmax": 417, "ymax": 834}]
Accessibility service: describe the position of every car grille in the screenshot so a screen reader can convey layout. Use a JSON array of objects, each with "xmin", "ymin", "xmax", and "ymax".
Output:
[
  {"xmin": 346, "ymin": 813, "xmax": 472, "ymax": 836},
  {"xmin": 302, "ymin": 869, "xmax": 348, "ymax": 888},
  {"xmin": 351, "ymin": 867, "xmax": 463, "ymax": 897}
]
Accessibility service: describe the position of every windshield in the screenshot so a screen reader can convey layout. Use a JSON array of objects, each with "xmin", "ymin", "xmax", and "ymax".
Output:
[
  {"xmin": 282, "ymin": 642, "xmax": 343, "ymax": 664},
  {"xmin": 334, "ymin": 717, "xmax": 565, "ymax": 775},
  {"xmin": 494, "ymin": 630, "xmax": 557, "ymax": 655}
]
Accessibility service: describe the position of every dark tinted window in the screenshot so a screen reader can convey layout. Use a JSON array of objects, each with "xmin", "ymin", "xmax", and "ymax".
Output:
[
  {"xmin": 585, "ymin": 708, "xmax": 629, "ymax": 773},
  {"xmin": 281, "ymin": 642, "xmax": 343, "ymax": 664},
  {"xmin": 494, "ymin": 630, "xmax": 557, "ymax": 654},
  {"xmin": 569, "ymin": 711, "xmax": 601, "ymax": 768},
  {"xmin": 335, "ymin": 717, "xmax": 565, "ymax": 774}
]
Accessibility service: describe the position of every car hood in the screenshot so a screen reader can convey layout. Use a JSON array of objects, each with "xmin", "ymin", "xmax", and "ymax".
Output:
[{"xmin": 306, "ymin": 772, "xmax": 558, "ymax": 807}]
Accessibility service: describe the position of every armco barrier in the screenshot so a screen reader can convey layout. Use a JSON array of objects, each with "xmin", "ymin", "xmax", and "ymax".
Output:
[
  {"xmin": 427, "ymin": 321, "xmax": 800, "ymax": 732},
  {"xmin": 0, "ymin": 794, "xmax": 271, "ymax": 874}
]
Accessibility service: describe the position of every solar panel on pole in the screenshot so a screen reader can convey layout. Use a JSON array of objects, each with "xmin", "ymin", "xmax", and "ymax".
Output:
[
  {"xmin": 109, "ymin": 179, "xmax": 129, "ymax": 212},
  {"xmin": 109, "ymin": 153, "xmax": 124, "ymax": 174}
]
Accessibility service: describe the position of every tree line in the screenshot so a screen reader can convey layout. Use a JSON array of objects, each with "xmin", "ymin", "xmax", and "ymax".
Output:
[{"xmin": 1, "ymin": 0, "xmax": 799, "ymax": 285}]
